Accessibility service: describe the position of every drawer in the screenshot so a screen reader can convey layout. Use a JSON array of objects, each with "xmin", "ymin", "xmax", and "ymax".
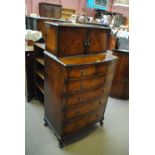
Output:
[
  {"xmin": 65, "ymin": 85, "xmax": 110, "ymax": 107},
  {"xmin": 63, "ymin": 109, "xmax": 103, "ymax": 134},
  {"xmin": 66, "ymin": 75, "xmax": 106, "ymax": 92},
  {"xmin": 64, "ymin": 97, "xmax": 107, "ymax": 120},
  {"xmin": 67, "ymin": 65, "xmax": 96, "ymax": 79},
  {"xmin": 67, "ymin": 62, "xmax": 115, "ymax": 80},
  {"xmin": 96, "ymin": 62, "xmax": 115, "ymax": 74}
]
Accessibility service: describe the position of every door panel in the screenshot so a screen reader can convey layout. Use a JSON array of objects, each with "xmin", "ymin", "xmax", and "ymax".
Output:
[
  {"xmin": 59, "ymin": 28, "xmax": 86, "ymax": 56},
  {"xmin": 87, "ymin": 29, "xmax": 109, "ymax": 53}
]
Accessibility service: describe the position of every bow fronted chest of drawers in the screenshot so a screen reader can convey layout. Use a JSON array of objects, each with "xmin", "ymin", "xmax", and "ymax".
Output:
[
  {"xmin": 44, "ymin": 51, "xmax": 117, "ymax": 147},
  {"xmin": 43, "ymin": 23, "xmax": 118, "ymax": 147}
]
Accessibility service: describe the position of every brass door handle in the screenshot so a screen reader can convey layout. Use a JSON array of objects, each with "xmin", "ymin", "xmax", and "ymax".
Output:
[
  {"xmin": 87, "ymin": 38, "xmax": 90, "ymax": 46},
  {"xmin": 81, "ymin": 70, "xmax": 86, "ymax": 77},
  {"xmin": 84, "ymin": 39, "xmax": 87, "ymax": 46}
]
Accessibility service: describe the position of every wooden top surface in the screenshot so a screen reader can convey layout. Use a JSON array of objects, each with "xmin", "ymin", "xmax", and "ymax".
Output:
[
  {"xmin": 44, "ymin": 51, "xmax": 118, "ymax": 66},
  {"xmin": 34, "ymin": 43, "xmax": 45, "ymax": 50},
  {"xmin": 45, "ymin": 22, "xmax": 111, "ymax": 30}
]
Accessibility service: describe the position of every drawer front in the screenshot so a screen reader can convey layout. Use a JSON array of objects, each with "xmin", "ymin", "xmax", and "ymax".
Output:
[
  {"xmin": 65, "ymin": 85, "xmax": 110, "ymax": 107},
  {"xmin": 66, "ymin": 75, "xmax": 106, "ymax": 92},
  {"xmin": 67, "ymin": 62, "xmax": 115, "ymax": 80},
  {"xmin": 68, "ymin": 66, "xmax": 96, "ymax": 79},
  {"xmin": 63, "ymin": 109, "xmax": 103, "ymax": 134},
  {"xmin": 64, "ymin": 97, "xmax": 107, "ymax": 120},
  {"xmin": 96, "ymin": 62, "xmax": 115, "ymax": 74}
]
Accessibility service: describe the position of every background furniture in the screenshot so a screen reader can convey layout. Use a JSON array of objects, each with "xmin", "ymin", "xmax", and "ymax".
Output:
[
  {"xmin": 25, "ymin": 45, "xmax": 35, "ymax": 102},
  {"xmin": 26, "ymin": 16, "xmax": 69, "ymax": 37},
  {"xmin": 110, "ymin": 49, "xmax": 129, "ymax": 99},
  {"xmin": 39, "ymin": 3, "xmax": 62, "ymax": 18},
  {"xmin": 108, "ymin": 35, "xmax": 117, "ymax": 50},
  {"xmin": 61, "ymin": 8, "xmax": 75, "ymax": 20},
  {"xmin": 34, "ymin": 43, "xmax": 45, "ymax": 103}
]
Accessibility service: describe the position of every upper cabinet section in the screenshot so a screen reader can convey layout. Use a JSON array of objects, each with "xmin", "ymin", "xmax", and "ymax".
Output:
[{"xmin": 45, "ymin": 22, "xmax": 111, "ymax": 57}]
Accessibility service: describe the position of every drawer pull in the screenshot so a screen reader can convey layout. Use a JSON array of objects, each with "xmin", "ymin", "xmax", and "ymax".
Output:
[
  {"xmin": 98, "ymin": 101, "xmax": 102, "ymax": 105},
  {"xmin": 77, "ymin": 97, "xmax": 81, "ymax": 102},
  {"xmin": 81, "ymin": 70, "xmax": 86, "ymax": 77}
]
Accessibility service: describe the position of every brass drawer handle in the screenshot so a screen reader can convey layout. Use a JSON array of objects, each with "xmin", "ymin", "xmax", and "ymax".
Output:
[
  {"xmin": 77, "ymin": 97, "xmax": 81, "ymax": 102},
  {"xmin": 81, "ymin": 70, "xmax": 86, "ymax": 77}
]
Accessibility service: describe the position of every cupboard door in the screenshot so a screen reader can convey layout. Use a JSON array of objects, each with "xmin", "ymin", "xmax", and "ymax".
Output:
[
  {"xmin": 87, "ymin": 29, "xmax": 110, "ymax": 53},
  {"xmin": 59, "ymin": 28, "xmax": 86, "ymax": 56}
]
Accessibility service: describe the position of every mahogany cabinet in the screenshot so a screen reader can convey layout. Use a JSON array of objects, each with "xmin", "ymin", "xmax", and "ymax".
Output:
[
  {"xmin": 44, "ymin": 52, "xmax": 117, "ymax": 147},
  {"xmin": 110, "ymin": 49, "xmax": 129, "ymax": 99},
  {"xmin": 45, "ymin": 22, "xmax": 111, "ymax": 57},
  {"xmin": 39, "ymin": 3, "xmax": 62, "ymax": 19}
]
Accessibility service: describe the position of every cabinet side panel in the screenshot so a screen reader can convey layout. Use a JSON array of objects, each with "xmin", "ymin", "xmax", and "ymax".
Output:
[
  {"xmin": 37, "ymin": 19, "xmax": 52, "ymax": 38},
  {"xmin": 44, "ymin": 54, "xmax": 65, "ymax": 135},
  {"xmin": 45, "ymin": 25, "xmax": 57, "ymax": 55}
]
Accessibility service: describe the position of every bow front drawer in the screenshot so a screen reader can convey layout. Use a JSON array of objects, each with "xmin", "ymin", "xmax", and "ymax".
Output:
[
  {"xmin": 64, "ymin": 97, "xmax": 107, "ymax": 120},
  {"xmin": 65, "ymin": 85, "xmax": 111, "ymax": 107},
  {"xmin": 67, "ymin": 65, "xmax": 96, "ymax": 79},
  {"xmin": 63, "ymin": 109, "xmax": 103, "ymax": 134}
]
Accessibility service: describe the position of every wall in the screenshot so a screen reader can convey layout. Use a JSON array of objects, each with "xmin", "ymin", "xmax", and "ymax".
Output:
[
  {"xmin": 25, "ymin": 0, "xmax": 128, "ymax": 17},
  {"xmin": 108, "ymin": 0, "xmax": 129, "ymax": 17},
  {"xmin": 112, "ymin": 5, "xmax": 129, "ymax": 17},
  {"xmin": 25, "ymin": 0, "xmax": 95, "ymax": 17}
]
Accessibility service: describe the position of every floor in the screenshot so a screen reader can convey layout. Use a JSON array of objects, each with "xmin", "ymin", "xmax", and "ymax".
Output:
[{"xmin": 25, "ymin": 97, "xmax": 129, "ymax": 155}]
